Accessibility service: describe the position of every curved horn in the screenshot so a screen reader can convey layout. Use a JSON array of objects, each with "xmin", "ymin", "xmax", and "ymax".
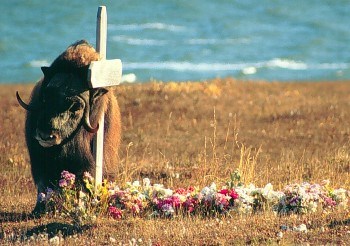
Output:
[
  {"xmin": 16, "ymin": 91, "xmax": 32, "ymax": 111},
  {"xmin": 82, "ymin": 100, "xmax": 99, "ymax": 133}
]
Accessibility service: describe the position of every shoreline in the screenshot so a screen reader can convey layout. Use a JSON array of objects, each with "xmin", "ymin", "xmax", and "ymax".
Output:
[{"xmin": 1, "ymin": 78, "xmax": 350, "ymax": 86}]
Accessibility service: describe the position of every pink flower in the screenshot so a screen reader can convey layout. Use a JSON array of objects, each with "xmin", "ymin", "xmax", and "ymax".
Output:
[
  {"xmin": 108, "ymin": 206, "xmax": 122, "ymax": 219},
  {"xmin": 83, "ymin": 172, "xmax": 94, "ymax": 183},
  {"xmin": 215, "ymin": 193, "xmax": 230, "ymax": 208},
  {"xmin": 131, "ymin": 199, "xmax": 143, "ymax": 214},
  {"xmin": 60, "ymin": 170, "xmax": 75, "ymax": 188},
  {"xmin": 156, "ymin": 198, "xmax": 171, "ymax": 210},
  {"xmin": 156, "ymin": 195, "xmax": 183, "ymax": 212},
  {"xmin": 59, "ymin": 179, "xmax": 68, "ymax": 188},
  {"xmin": 171, "ymin": 195, "xmax": 182, "ymax": 208},
  {"xmin": 132, "ymin": 204, "xmax": 141, "ymax": 214},
  {"xmin": 324, "ymin": 197, "xmax": 337, "ymax": 207},
  {"xmin": 183, "ymin": 197, "xmax": 198, "ymax": 213}
]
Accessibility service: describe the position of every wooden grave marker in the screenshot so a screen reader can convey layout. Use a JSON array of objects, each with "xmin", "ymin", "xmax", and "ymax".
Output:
[{"xmin": 88, "ymin": 6, "xmax": 122, "ymax": 188}]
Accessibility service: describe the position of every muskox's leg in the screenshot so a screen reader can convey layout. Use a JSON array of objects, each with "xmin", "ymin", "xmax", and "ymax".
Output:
[{"xmin": 31, "ymin": 182, "xmax": 47, "ymax": 217}]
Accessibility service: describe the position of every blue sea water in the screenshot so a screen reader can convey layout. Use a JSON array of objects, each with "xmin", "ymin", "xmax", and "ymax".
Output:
[{"xmin": 1, "ymin": 0, "xmax": 350, "ymax": 83}]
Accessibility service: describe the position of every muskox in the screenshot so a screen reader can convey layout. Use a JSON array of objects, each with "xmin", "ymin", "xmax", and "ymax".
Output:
[{"xmin": 16, "ymin": 40, "xmax": 121, "ymax": 214}]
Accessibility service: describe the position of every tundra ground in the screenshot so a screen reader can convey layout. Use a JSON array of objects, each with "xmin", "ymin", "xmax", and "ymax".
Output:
[{"xmin": 1, "ymin": 78, "xmax": 350, "ymax": 245}]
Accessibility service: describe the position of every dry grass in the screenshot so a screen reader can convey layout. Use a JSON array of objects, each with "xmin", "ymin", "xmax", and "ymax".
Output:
[{"xmin": 1, "ymin": 78, "xmax": 350, "ymax": 245}]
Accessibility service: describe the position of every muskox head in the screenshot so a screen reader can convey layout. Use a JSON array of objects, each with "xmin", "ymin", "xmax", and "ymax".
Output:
[{"xmin": 17, "ymin": 40, "xmax": 106, "ymax": 148}]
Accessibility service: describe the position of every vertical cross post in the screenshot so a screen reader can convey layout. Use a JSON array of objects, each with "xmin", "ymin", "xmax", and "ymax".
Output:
[
  {"xmin": 93, "ymin": 6, "xmax": 107, "ymax": 188},
  {"xmin": 88, "ymin": 6, "xmax": 122, "ymax": 189}
]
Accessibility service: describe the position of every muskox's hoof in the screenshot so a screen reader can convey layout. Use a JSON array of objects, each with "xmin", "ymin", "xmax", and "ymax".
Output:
[{"xmin": 30, "ymin": 202, "xmax": 46, "ymax": 218}]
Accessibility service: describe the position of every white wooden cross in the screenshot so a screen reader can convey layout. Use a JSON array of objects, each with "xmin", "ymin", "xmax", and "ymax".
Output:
[{"xmin": 87, "ymin": 6, "xmax": 122, "ymax": 188}]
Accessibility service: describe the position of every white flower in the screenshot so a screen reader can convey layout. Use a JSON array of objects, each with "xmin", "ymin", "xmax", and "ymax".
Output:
[
  {"xmin": 153, "ymin": 184, "xmax": 164, "ymax": 190},
  {"xmin": 143, "ymin": 178, "xmax": 151, "ymax": 187},
  {"xmin": 91, "ymin": 198, "xmax": 100, "ymax": 206},
  {"xmin": 307, "ymin": 201, "xmax": 318, "ymax": 213},
  {"xmin": 132, "ymin": 180, "xmax": 140, "ymax": 187},
  {"xmin": 163, "ymin": 188, "xmax": 173, "ymax": 197},
  {"xmin": 293, "ymin": 223, "xmax": 308, "ymax": 233},
  {"xmin": 49, "ymin": 235, "xmax": 60, "ymax": 245},
  {"xmin": 210, "ymin": 182, "xmax": 217, "ymax": 191},
  {"xmin": 153, "ymin": 184, "xmax": 173, "ymax": 197},
  {"xmin": 236, "ymin": 202, "xmax": 253, "ymax": 214},
  {"xmin": 79, "ymin": 190, "xmax": 87, "ymax": 198},
  {"xmin": 108, "ymin": 184, "xmax": 120, "ymax": 196},
  {"xmin": 37, "ymin": 193, "xmax": 46, "ymax": 203},
  {"xmin": 138, "ymin": 193, "xmax": 146, "ymax": 200},
  {"xmin": 262, "ymin": 183, "xmax": 273, "ymax": 197},
  {"xmin": 333, "ymin": 188, "xmax": 347, "ymax": 201},
  {"xmin": 200, "ymin": 186, "xmax": 216, "ymax": 202},
  {"xmin": 129, "ymin": 238, "xmax": 137, "ymax": 246},
  {"xmin": 78, "ymin": 199, "xmax": 86, "ymax": 211},
  {"xmin": 235, "ymin": 187, "xmax": 254, "ymax": 205},
  {"xmin": 46, "ymin": 188, "xmax": 54, "ymax": 200},
  {"xmin": 161, "ymin": 204, "xmax": 175, "ymax": 215},
  {"xmin": 332, "ymin": 188, "xmax": 349, "ymax": 208}
]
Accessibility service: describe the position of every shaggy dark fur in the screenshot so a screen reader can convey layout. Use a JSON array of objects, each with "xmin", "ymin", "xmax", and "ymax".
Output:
[{"xmin": 19, "ymin": 40, "xmax": 121, "ymax": 214}]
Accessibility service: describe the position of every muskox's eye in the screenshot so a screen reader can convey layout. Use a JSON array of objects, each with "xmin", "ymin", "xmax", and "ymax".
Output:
[{"xmin": 69, "ymin": 102, "xmax": 83, "ymax": 112}]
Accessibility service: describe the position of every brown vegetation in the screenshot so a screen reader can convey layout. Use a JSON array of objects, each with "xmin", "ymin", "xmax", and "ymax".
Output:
[{"xmin": 1, "ymin": 78, "xmax": 350, "ymax": 244}]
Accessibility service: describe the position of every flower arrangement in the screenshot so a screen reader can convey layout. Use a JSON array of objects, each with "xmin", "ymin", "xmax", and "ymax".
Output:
[
  {"xmin": 40, "ymin": 170, "xmax": 349, "ymax": 225},
  {"xmin": 277, "ymin": 180, "xmax": 348, "ymax": 214}
]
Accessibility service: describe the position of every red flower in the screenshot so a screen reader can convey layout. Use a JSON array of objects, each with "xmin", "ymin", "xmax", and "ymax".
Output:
[
  {"xmin": 175, "ymin": 187, "xmax": 195, "ymax": 195},
  {"xmin": 175, "ymin": 188, "xmax": 187, "ymax": 195},
  {"xmin": 187, "ymin": 186, "xmax": 195, "ymax": 193},
  {"xmin": 219, "ymin": 189, "xmax": 239, "ymax": 200},
  {"xmin": 229, "ymin": 189, "xmax": 239, "ymax": 200},
  {"xmin": 219, "ymin": 189, "xmax": 229, "ymax": 196},
  {"xmin": 108, "ymin": 206, "xmax": 122, "ymax": 219}
]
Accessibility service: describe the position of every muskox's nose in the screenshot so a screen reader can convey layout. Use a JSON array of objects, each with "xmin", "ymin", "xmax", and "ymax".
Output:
[
  {"xmin": 48, "ymin": 134, "xmax": 57, "ymax": 141},
  {"xmin": 35, "ymin": 130, "xmax": 62, "ymax": 147}
]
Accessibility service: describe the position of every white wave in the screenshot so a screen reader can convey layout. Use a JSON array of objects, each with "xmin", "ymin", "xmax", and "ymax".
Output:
[
  {"xmin": 123, "ymin": 59, "xmax": 350, "ymax": 73},
  {"xmin": 109, "ymin": 22, "xmax": 186, "ymax": 32},
  {"xmin": 29, "ymin": 59, "xmax": 50, "ymax": 67},
  {"xmin": 124, "ymin": 61, "xmax": 247, "ymax": 71},
  {"xmin": 187, "ymin": 38, "xmax": 250, "ymax": 45},
  {"xmin": 124, "ymin": 60, "xmax": 309, "ymax": 72},
  {"xmin": 121, "ymin": 73, "xmax": 137, "ymax": 83},
  {"xmin": 112, "ymin": 36, "xmax": 168, "ymax": 46},
  {"xmin": 242, "ymin": 67, "xmax": 257, "ymax": 75},
  {"xmin": 265, "ymin": 58, "xmax": 308, "ymax": 70},
  {"xmin": 263, "ymin": 59, "xmax": 349, "ymax": 70},
  {"xmin": 112, "ymin": 36, "xmax": 249, "ymax": 46}
]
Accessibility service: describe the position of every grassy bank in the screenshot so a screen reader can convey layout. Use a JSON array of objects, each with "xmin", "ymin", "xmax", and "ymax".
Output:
[{"xmin": 1, "ymin": 78, "xmax": 350, "ymax": 244}]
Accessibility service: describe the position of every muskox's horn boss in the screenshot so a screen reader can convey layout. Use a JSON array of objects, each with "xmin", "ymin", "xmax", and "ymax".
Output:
[{"xmin": 17, "ymin": 40, "xmax": 121, "ymax": 214}]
